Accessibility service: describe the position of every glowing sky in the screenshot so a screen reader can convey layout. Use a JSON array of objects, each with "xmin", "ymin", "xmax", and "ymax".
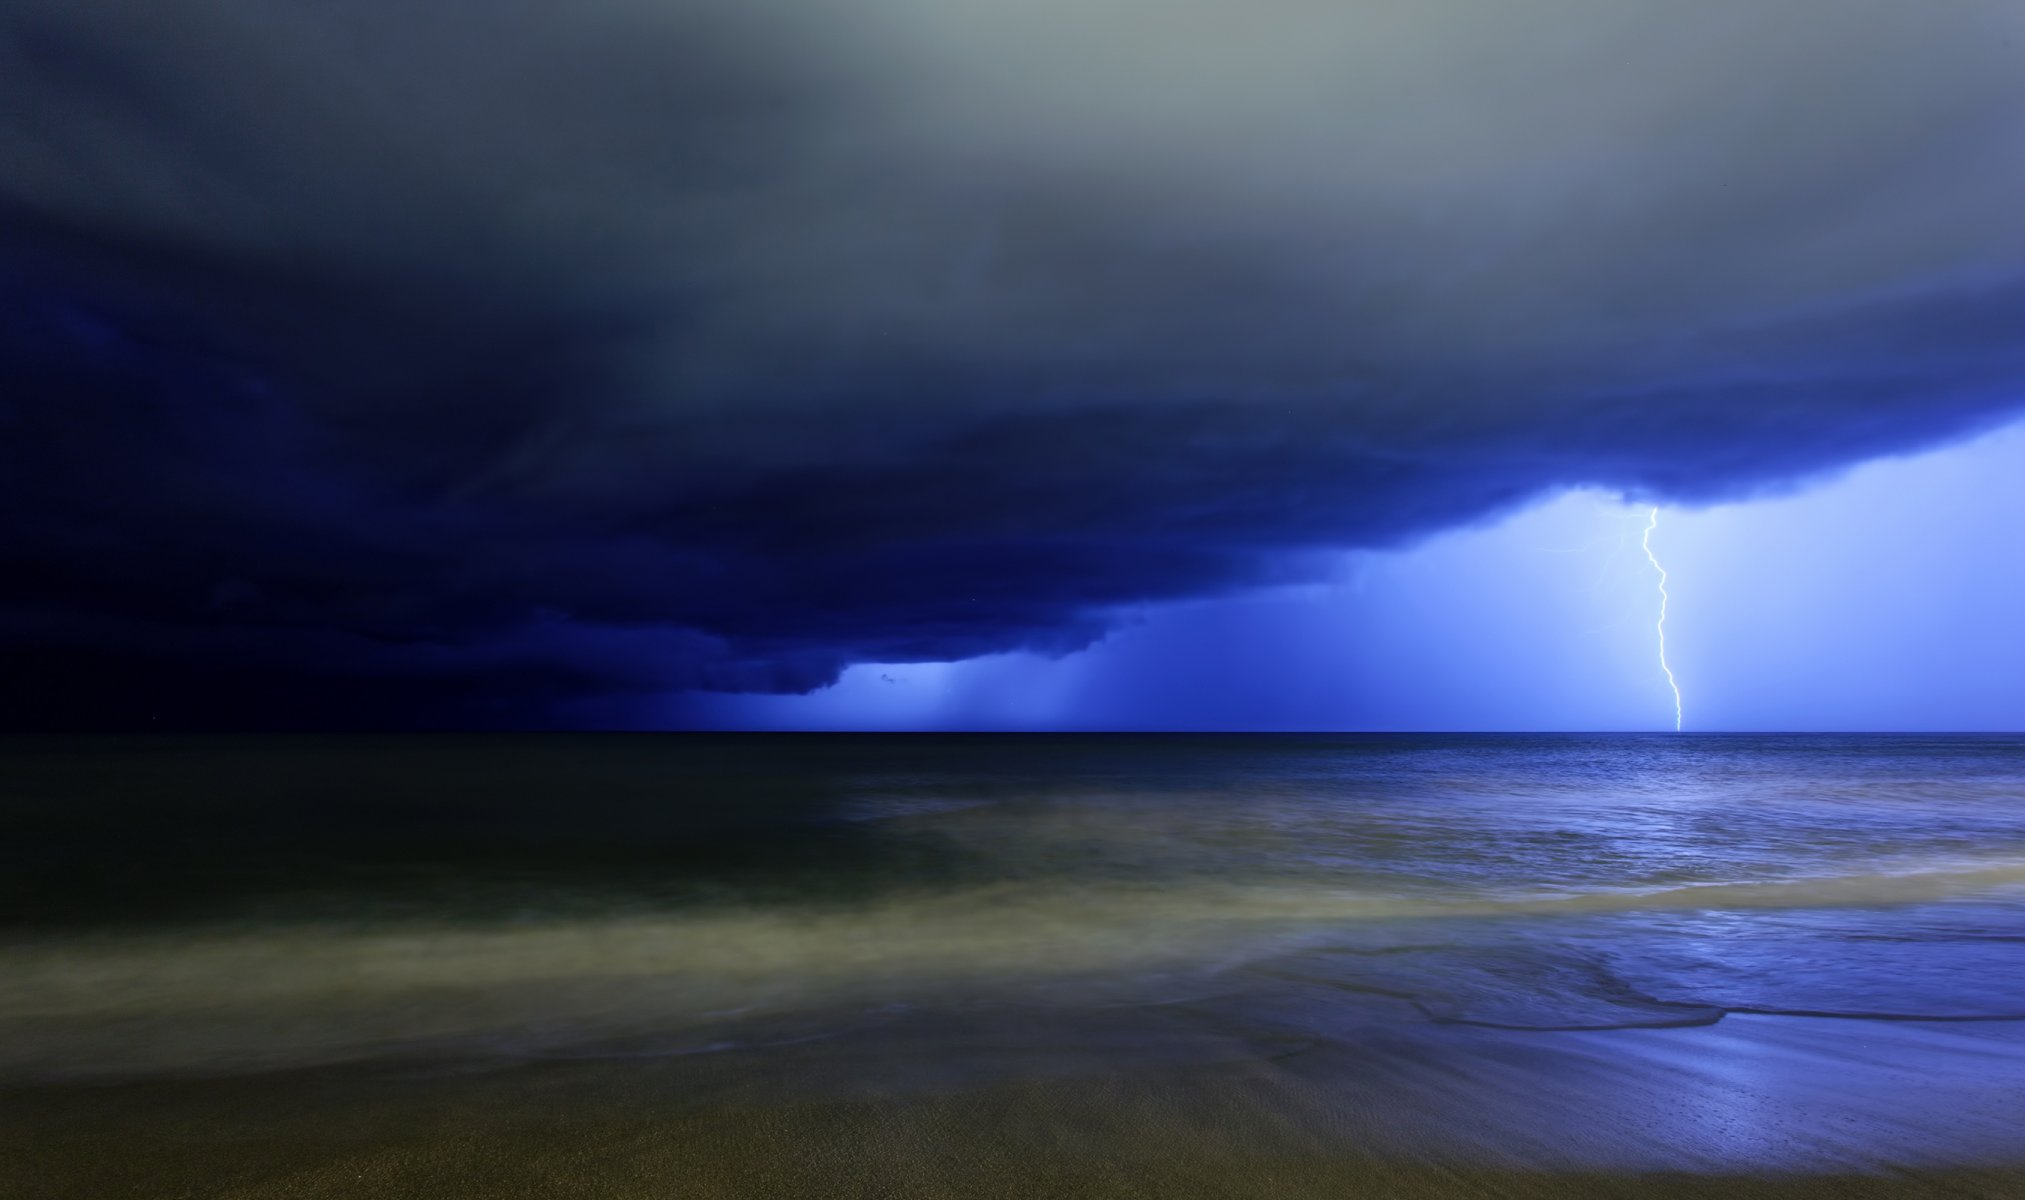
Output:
[
  {"xmin": 5, "ymin": 0, "xmax": 2025, "ymax": 728},
  {"xmin": 682, "ymin": 421, "xmax": 2025, "ymax": 731}
]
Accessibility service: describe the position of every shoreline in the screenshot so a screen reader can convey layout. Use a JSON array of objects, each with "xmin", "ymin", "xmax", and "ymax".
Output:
[{"xmin": 9, "ymin": 1012, "xmax": 2025, "ymax": 1199}]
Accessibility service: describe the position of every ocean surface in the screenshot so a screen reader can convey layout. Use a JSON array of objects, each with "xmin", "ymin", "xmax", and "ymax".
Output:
[{"xmin": 7, "ymin": 733, "xmax": 2025, "ymax": 1191}]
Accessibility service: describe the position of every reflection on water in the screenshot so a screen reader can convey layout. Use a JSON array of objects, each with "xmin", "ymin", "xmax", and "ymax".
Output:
[{"xmin": 6, "ymin": 734, "xmax": 2025, "ymax": 1174}]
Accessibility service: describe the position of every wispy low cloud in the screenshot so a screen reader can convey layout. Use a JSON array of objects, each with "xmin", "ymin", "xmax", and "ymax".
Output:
[{"xmin": 4, "ymin": 0, "xmax": 2023, "ymax": 726}]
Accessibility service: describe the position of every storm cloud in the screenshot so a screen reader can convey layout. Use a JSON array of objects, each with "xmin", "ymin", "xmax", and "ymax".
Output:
[{"xmin": 4, "ymin": 0, "xmax": 2023, "ymax": 726}]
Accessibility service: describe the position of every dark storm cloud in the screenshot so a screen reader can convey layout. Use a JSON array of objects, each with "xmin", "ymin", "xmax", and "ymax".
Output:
[{"xmin": 3, "ymin": 0, "xmax": 2023, "ymax": 725}]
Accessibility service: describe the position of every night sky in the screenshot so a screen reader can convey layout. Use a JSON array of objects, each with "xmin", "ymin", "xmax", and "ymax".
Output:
[{"xmin": 4, "ymin": 0, "xmax": 2024, "ymax": 730}]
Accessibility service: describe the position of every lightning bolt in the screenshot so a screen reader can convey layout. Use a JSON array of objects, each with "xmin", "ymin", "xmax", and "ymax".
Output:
[{"xmin": 1640, "ymin": 507, "xmax": 1683, "ymax": 732}]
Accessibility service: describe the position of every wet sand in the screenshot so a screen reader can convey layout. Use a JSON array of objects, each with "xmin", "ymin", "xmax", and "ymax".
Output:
[
  {"xmin": 8, "ymin": 1012, "xmax": 2025, "ymax": 1200},
  {"xmin": 12, "ymin": 735, "xmax": 2025, "ymax": 1197}
]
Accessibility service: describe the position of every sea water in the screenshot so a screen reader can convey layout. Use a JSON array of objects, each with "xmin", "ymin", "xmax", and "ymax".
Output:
[{"xmin": 6, "ymin": 734, "xmax": 2025, "ymax": 1172}]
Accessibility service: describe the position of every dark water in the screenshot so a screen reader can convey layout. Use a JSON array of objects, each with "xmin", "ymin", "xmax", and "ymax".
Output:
[{"xmin": 7, "ymin": 734, "xmax": 2025, "ymax": 1176}]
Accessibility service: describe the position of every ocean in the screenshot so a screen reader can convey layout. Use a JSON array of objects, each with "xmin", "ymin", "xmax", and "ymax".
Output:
[{"xmin": 6, "ymin": 734, "xmax": 2025, "ymax": 1197}]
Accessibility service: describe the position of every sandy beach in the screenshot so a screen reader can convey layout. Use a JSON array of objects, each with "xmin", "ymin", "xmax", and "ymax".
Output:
[
  {"xmin": 9, "ymin": 1008, "xmax": 2025, "ymax": 1200},
  {"xmin": 11, "ymin": 735, "xmax": 2025, "ymax": 1198}
]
